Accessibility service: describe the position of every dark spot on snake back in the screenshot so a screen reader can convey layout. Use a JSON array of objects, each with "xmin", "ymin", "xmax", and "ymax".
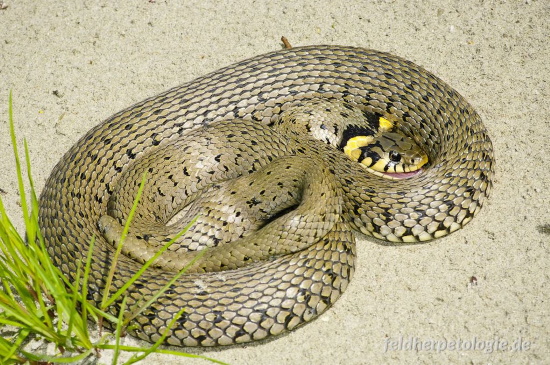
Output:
[
  {"xmin": 213, "ymin": 311, "xmax": 224, "ymax": 324},
  {"xmin": 343, "ymin": 102, "xmax": 354, "ymax": 111},
  {"xmin": 126, "ymin": 149, "xmax": 136, "ymax": 159},
  {"xmin": 247, "ymin": 197, "xmax": 261, "ymax": 207},
  {"xmin": 320, "ymin": 294, "xmax": 332, "ymax": 306},
  {"xmin": 176, "ymin": 313, "xmax": 188, "ymax": 325}
]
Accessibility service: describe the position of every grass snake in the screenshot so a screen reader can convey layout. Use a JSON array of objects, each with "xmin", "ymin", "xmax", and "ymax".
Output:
[{"xmin": 39, "ymin": 45, "xmax": 494, "ymax": 346}]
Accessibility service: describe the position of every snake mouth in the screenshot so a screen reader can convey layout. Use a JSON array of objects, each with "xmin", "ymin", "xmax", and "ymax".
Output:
[{"xmin": 381, "ymin": 168, "xmax": 423, "ymax": 180}]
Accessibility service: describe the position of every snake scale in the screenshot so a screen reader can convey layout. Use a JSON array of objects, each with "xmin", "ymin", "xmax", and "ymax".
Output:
[{"xmin": 39, "ymin": 45, "xmax": 494, "ymax": 346}]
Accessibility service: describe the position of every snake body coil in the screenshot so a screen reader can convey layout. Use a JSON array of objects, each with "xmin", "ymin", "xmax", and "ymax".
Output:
[{"xmin": 39, "ymin": 46, "xmax": 494, "ymax": 346}]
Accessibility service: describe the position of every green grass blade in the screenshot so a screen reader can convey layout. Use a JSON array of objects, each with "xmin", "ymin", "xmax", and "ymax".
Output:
[
  {"xmin": 97, "ymin": 343, "xmax": 229, "ymax": 365},
  {"xmin": 66, "ymin": 257, "xmax": 84, "ymax": 343},
  {"xmin": 0, "ymin": 330, "xmax": 27, "ymax": 364},
  {"xmin": 20, "ymin": 347, "xmax": 95, "ymax": 363},
  {"xmin": 111, "ymin": 295, "xmax": 129, "ymax": 365},
  {"xmin": 125, "ymin": 244, "xmax": 205, "ymax": 325},
  {"xmin": 76, "ymin": 235, "xmax": 96, "ymax": 341},
  {"xmin": 7, "ymin": 91, "xmax": 30, "ymax": 234},
  {"xmin": 124, "ymin": 307, "xmax": 186, "ymax": 364},
  {"xmin": 101, "ymin": 172, "xmax": 148, "ymax": 310},
  {"xmin": 1, "ymin": 92, "xmax": 225, "ymax": 363},
  {"xmin": 105, "ymin": 216, "xmax": 199, "ymax": 309}
]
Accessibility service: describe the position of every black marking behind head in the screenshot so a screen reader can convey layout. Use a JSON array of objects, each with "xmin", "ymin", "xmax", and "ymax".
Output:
[
  {"xmin": 358, "ymin": 141, "xmax": 384, "ymax": 167},
  {"xmin": 339, "ymin": 111, "xmax": 384, "ymax": 150}
]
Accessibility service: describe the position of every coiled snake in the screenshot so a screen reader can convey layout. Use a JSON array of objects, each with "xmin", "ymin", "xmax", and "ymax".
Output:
[{"xmin": 39, "ymin": 45, "xmax": 494, "ymax": 346}]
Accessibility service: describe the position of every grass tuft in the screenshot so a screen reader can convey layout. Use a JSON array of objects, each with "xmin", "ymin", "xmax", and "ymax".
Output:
[{"xmin": 0, "ymin": 92, "xmax": 226, "ymax": 364}]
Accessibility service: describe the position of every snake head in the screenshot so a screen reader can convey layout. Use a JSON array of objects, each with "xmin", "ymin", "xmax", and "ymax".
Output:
[{"xmin": 344, "ymin": 132, "xmax": 429, "ymax": 179}]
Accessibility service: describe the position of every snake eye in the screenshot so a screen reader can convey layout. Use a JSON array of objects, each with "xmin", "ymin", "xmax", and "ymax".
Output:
[{"xmin": 389, "ymin": 151, "xmax": 401, "ymax": 162}]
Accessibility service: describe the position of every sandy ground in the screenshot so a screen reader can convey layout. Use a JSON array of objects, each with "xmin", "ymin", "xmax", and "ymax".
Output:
[{"xmin": 0, "ymin": 1, "xmax": 548, "ymax": 364}]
